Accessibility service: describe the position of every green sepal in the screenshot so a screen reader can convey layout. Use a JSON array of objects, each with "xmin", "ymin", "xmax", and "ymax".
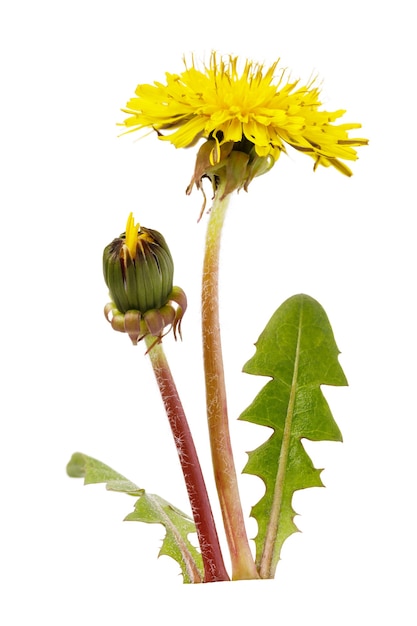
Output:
[
  {"xmin": 239, "ymin": 294, "xmax": 347, "ymax": 578},
  {"xmin": 125, "ymin": 254, "xmax": 140, "ymax": 311},
  {"xmin": 104, "ymin": 249, "xmax": 130, "ymax": 313},
  {"xmin": 136, "ymin": 253, "xmax": 155, "ymax": 313},
  {"xmin": 155, "ymin": 248, "xmax": 174, "ymax": 309},
  {"xmin": 66, "ymin": 452, "xmax": 204, "ymax": 583}
]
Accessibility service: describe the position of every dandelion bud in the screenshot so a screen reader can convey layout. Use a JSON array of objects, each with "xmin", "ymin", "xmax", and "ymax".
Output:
[{"xmin": 103, "ymin": 213, "xmax": 186, "ymax": 345}]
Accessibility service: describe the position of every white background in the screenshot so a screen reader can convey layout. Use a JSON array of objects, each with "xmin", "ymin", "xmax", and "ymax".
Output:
[{"xmin": 1, "ymin": 1, "xmax": 415, "ymax": 624}]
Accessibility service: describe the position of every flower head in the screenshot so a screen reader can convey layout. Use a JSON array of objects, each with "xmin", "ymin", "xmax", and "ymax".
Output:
[
  {"xmin": 121, "ymin": 52, "xmax": 368, "ymax": 178},
  {"xmin": 103, "ymin": 213, "xmax": 186, "ymax": 345}
]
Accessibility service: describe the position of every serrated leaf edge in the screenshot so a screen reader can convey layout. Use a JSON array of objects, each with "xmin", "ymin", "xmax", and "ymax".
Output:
[
  {"xmin": 125, "ymin": 494, "xmax": 203, "ymax": 583},
  {"xmin": 67, "ymin": 452, "xmax": 203, "ymax": 583}
]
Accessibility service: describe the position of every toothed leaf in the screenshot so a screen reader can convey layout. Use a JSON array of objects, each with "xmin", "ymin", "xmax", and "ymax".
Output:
[
  {"xmin": 239, "ymin": 294, "xmax": 347, "ymax": 578},
  {"xmin": 66, "ymin": 452, "xmax": 203, "ymax": 583},
  {"xmin": 125, "ymin": 494, "xmax": 203, "ymax": 583}
]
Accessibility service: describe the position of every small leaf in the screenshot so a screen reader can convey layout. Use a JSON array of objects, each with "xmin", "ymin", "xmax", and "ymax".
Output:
[
  {"xmin": 239, "ymin": 294, "xmax": 347, "ymax": 579},
  {"xmin": 66, "ymin": 452, "xmax": 203, "ymax": 583}
]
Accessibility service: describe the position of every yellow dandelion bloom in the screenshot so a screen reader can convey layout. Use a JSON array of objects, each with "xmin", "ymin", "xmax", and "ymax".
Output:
[{"xmin": 121, "ymin": 52, "xmax": 367, "ymax": 177}]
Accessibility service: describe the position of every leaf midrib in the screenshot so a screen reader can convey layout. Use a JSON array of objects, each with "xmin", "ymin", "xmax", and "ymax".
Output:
[{"xmin": 259, "ymin": 300, "xmax": 303, "ymax": 579}]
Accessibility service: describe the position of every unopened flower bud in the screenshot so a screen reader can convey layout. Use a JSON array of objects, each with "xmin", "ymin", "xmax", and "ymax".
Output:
[
  {"xmin": 103, "ymin": 213, "xmax": 174, "ymax": 313},
  {"xmin": 103, "ymin": 213, "xmax": 186, "ymax": 346}
]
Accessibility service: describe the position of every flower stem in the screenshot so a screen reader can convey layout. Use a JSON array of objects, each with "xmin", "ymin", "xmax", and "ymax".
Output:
[
  {"xmin": 145, "ymin": 335, "xmax": 230, "ymax": 583},
  {"xmin": 202, "ymin": 191, "xmax": 259, "ymax": 580}
]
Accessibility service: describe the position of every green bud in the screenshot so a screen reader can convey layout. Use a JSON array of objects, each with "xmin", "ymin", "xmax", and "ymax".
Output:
[
  {"xmin": 103, "ymin": 213, "xmax": 187, "ymax": 346},
  {"xmin": 103, "ymin": 214, "xmax": 174, "ymax": 314}
]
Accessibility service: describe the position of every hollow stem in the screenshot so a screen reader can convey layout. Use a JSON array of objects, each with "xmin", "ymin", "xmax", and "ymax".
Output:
[
  {"xmin": 145, "ymin": 335, "xmax": 230, "ymax": 582},
  {"xmin": 202, "ymin": 190, "xmax": 259, "ymax": 580}
]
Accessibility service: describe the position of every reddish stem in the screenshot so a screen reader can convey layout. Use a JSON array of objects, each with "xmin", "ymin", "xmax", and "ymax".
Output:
[{"xmin": 145, "ymin": 336, "xmax": 230, "ymax": 582}]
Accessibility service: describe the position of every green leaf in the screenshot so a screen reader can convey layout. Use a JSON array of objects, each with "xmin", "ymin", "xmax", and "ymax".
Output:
[
  {"xmin": 239, "ymin": 294, "xmax": 347, "ymax": 579},
  {"xmin": 125, "ymin": 494, "xmax": 203, "ymax": 584},
  {"xmin": 67, "ymin": 451, "xmax": 145, "ymax": 495},
  {"xmin": 66, "ymin": 452, "xmax": 204, "ymax": 583}
]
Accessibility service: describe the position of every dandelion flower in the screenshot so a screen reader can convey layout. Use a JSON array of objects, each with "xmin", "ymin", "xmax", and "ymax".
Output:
[{"xmin": 121, "ymin": 52, "xmax": 367, "ymax": 177}]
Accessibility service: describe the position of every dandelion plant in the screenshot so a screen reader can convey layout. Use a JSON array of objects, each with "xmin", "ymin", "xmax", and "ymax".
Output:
[{"xmin": 67, "ymin": 52, "xmax": 367, "ymax": 583}]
